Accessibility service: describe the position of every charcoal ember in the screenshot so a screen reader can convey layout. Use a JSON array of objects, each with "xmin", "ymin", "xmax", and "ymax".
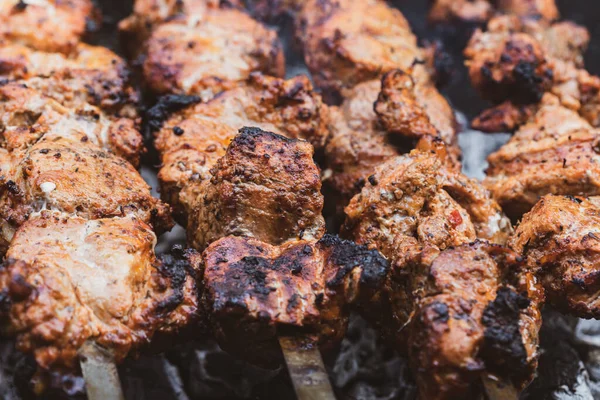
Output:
[
  {"xmin": 167, "ymin": 341, "xmax": 285, "ymax": 399},
  {"xmin": 574, "ymin": 319, "xmax": 600, "ymax": 348},
  {"xmin": 119, "ymin": 355, "xmax": 190, "ymax": 400},
  {"xmin": 522, "ymin": 311, "xmax": 594, "ymax": 400},
  {"xmin": 332, "ymin": 316, "xmax": 417, "ymax": 400}
]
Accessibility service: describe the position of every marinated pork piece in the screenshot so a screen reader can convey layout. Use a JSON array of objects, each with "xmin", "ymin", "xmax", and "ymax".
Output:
[
  {"xmin": 465, "ymin": 15, "xmax": 600, "ymax": 130},
  {"xmin": 151, "ymin": 73, "xmax": 328, "ymax": 223},
  {"xmin": 0, "ymin": 132, "xmax": 172, "ymax": 253},
  {"xmin": 0, "ymin": 0, "xmax": 98, "ymax": 54},
  {"xmin": 429, "ymin": 0, "xmax": 559, "ymax": 25},
  {"xmin": 511, "ymin": 195, "xmax": 600, "ymax": 318},
  {"xmin": 323, "ymin": 80, "xmax": 402, "ymax": 213},
  {"xmin": 189, "ymin": 127, "xmax": 325, "ymax": 251},
  {"xmin": 375, "ymin": 68, "xmax": 460, "ymax": 160},
  {"xmin": 343, "ymin": 138, "xmax": 511, "ymax": 264},
  {"xmin": 0, "ymin": 211, "xmax": 200, "ymax": 386},
  {"xmin": 129, "ymin": 0, "xmax": 284, "ymax": 98},
  {"xmin": 0, "ymin": 81, "xmax": 143, "ymax": 165},
  {"xmin": 295, "ymin": 0, "xmax": 422, "ymax": 100},
  {"xmin": 0, "ymin": 42, "xmax": 139, "ymax": 117},
  {"xmin": 201, "ymin": 234, "xmax": 388, "ymax": 367},
  {"xmin": 406, "ymin": 242, "xmax": 541, "ymax": 399},
  {"xmin": 484, "ymin": 94, "xmax": 600, "ymax": 219}
]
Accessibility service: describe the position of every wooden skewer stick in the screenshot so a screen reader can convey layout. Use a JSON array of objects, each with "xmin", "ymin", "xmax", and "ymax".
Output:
[
  {"xmin": 79, "ymin": 341, "xmax": 125, "ymax": 400},
  {"xmin": 278, "ymin": 335, "xmax": 337, "ymax": 400},
  {"xmin": 481, "ymin": 373, "xmax": 518, "ymax": 400}
]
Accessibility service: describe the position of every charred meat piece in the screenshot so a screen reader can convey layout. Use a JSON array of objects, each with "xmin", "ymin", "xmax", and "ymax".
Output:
[
  {"xmin": 429, "ymin": 0, "xmax": 559, "ymax": 25},
  {"xmin": 124, "ymin": 0, "xmax": 284, "ymax": 98},
  {"xmin": 510, "ymin": 195, "xmax": 600, "ymax": 318},
  {"xmin": 465, "ymin": 15, "xmax": 599, "ymax": 129},
  {"xmin": 484, "ymin": 94, "xmax": 600, "ymax": 219},
  {"xmin": 0, "ymin": 43, "xmax": 139, "ymax": 117},
  {"xmin": 201, "ymin": 234, "xmax": 387, "ymax": 368},
  {"xmin": 343, "ymin": 138, "xmax": 511, "ymax": 265},
  {"xmin": 0, "ymin": 211, "xmax": 200, "ymax": 386},
  {"xmin": 152, "ymin": 73, "xmax": 328, "ymax": 223},
  {"xmin": 406, "ymin": 242, "xmax": 541, "ymax": 399},
  {"xmin": 0, "ymin": 0, "xmax": 98, "ymax": 54},
  {"xmin": 0, "ymin": 80, "xmax": 143, "ymax": 166},
  {"xmin": 188, "ymin": 127, "xmax": 325, "ymax": 251}
]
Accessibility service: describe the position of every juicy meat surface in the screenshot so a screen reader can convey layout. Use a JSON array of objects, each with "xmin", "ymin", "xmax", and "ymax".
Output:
[
  {"xmin": 137, "ymin": 2, "xmax": 284, "ymax": 98},
  {"xmin": 429, "ymin": 0, "xmax": 559, "ymax": 24},
  {"xmin": 201, "ymin": 234, "xmax": 388, "ymax": 367},
  {"xmin": 152, "ymin": 73, "xmax": 328, "ymax": 223},
  {"xmin": 484, "ymin": 94, "xmax": 600, "ymax": 219},
  {"xmin": 343, "ymin": 139, "xmax": 511, "ymax": 266},
  {"xmin": 189, "ymin": 127, "xmax": 325, "ymax": 251},
  {"xmin": 296, "ymin": 0, "xmax": 422, "ymax": 100},
  {"xmin": 0, "ymin": 0, "xmax": 97, "ymax": 54},
  {"xmin": 405, "ymin": 242, "xmax": 541, "ymax": 399},
  {"xmin": 0, "ymin": 212, "xmax": 200, "ymax": 378},
  {"xmin": 465, "ymin": 16, "xmax": 599, "ymax": 130},
  {"xmin": 510, "ymin": 195, "xmax": 600, "ymax": 318},
  {"xmin": 0, "ymin": 132, "xmax": 172, "ymax": 253}
]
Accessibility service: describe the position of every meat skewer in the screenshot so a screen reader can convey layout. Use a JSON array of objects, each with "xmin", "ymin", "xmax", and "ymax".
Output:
[
  {"xmin": 0, "ymin": 1, "xmax": 201, "ymax": 398},
  {"xmin": 342, "ymin": 137, "xmax": 541, "ymax": 399},
  {"xmin": 121, "ymin": 2, "xmax": 392, "ymax": 396}
]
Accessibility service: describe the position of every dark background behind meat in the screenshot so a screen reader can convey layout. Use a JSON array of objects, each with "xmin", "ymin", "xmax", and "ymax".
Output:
[{"xmin": 2, "ymin": 0, "xmax": 600, "ymax": 399}]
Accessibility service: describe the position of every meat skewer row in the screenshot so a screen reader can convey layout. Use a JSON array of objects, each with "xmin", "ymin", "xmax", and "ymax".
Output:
[
  {"xmin": 342, "ymin": 136, "xmax": 541, "ymax": 399},
  {"xmin": 0, "ymin": 2, "xmax": 201, "ymax": 397}
]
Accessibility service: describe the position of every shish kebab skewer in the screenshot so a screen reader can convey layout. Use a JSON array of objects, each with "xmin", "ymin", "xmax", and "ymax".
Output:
[
  {"xmin": 0, "ymin": 1, "xmax": 202, "ymax": 398},
  {"xmin": 121, "ymin": 1, "xmax": 391, "ymax": 397}
]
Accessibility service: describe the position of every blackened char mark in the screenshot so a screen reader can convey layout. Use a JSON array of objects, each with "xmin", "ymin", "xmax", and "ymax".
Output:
[
  {"xmin": 480, "ymin": 287, "xmax": 530, "ymax": 384},
  {"xmin": 143, "ymin": 95, "xmax": 201, "ymax": 138},
  {"xmin": 154, "ymin": 245, "xmax": 200, "ymax": 314},
  {"xmin": 318, "ymin": 234, "xmax": 388, "ymax": 292}
]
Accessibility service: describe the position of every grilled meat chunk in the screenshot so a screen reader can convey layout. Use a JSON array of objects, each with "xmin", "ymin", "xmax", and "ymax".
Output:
[
  {"xmin": 375, "ymin": 69, "xmax": 459, "ymax": 159},
  {"xmin": 0, "ymin": 0, "xmax": 97, "ymax": 54},
  {"xmin": 134, "ymin": 1, "xmax": 284, "ymax": 98},
  {"xmin": 406, "ymin": 242, "xmax": 541, "ymax": 399},
  {"xmin": 484, "ymin": 95, "xmax": 600, "ymax": 219},
  {"xmin": 0, "ymin": 133, "xmax": 172, "ymax": 253},
  {"xmin": 323, "ymin": 80, "xmax": 402, "ymax": 212},
  {"xmin": 0, "ymin": 81, "xmax": 143, "ymax": 166},
  {"xmin": 465, "ymin": 16, "xmax": 599, "ymax": 129},
  {"xmin": 201, "ymin": 234, "xmax": 387, "ymax": 367},
  {"xmin": 429, "ymin": 0, "xmax": 559, "ymax": 25},
  {"xmin": 343, "ymin": 138, "xmax": 511, "ymax": 265},
  {"xmin": 152, "ymin": 73, "xmax": 328, "ymax": 223},
  {"xmin": 0, "ymin": 43, "xmax": 139, "ymax": 117},
  {"xmin": 510, "ymin": 195, "xmax": 600, "ymax": 318},
  {"xmin": 296, "ymin": 0, "xmax": 423, "ymax": 100},
  {"xmin": 189, "ymin": 127, "xmax": 325, "ymax": 251},
  {"xmin": 0, "ymin": 211, "xmax": 200, "ymax": 382}
]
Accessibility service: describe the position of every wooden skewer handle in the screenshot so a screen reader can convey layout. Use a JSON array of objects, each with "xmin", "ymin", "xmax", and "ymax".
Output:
[
  {"xmin": 278, "ymin": 335, "xmax": 337, "ymax": 400},
  {"xmin": 79, "ymin": 341, "xmax": 125, "ymax": 400}
]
